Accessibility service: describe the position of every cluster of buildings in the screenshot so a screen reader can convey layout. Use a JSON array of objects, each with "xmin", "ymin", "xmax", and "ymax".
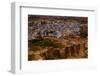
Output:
[{"xmin": 28, "ymin": 15, "xmax": 83, "ymax": 40}]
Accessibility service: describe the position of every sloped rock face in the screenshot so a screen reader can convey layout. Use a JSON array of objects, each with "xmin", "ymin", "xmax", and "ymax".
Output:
[
  {"xmin": 44, "ymin": 48, "xmax": 61, "ymax": 60},
  {"xmin": 28, "ymin": 41, "xmax": 87, "ymax": 60}
]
